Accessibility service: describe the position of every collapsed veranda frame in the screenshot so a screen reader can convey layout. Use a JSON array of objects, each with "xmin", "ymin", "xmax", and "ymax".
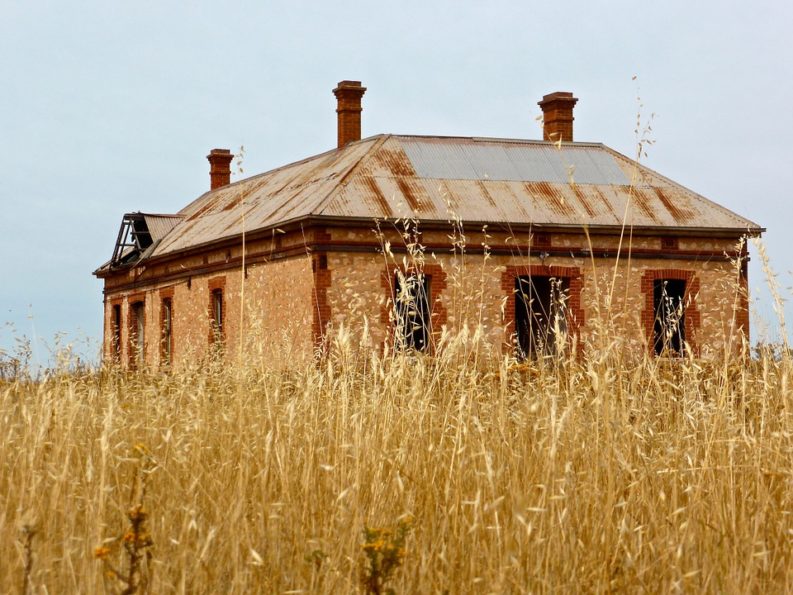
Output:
[{"xmin": 111, "ymin": 213, "xmax": 153, "ymax": 268}]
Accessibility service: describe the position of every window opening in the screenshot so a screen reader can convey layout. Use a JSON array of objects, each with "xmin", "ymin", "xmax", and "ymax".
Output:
[
  {"xmin": 111, "ymin": 304, "xmax": 122, "ymax": 361},
  {"xmin": 653, "ymin": 279, "xmax": 686, "ymax": 355},
  {"xmin": 161, "ymin": 298, "xmax": 173, "ymax": 365},
  {"xmin": 130, "ymin": 301, "xmax": 145, "ymax": 368},
  {"xmin": 394, "ymin": 272, "xmax": 431, "ymax": 351},
  {"xmin": 211, "ymin": 289, "xmax": 223, "ymax": 342},
  {"xmin": 515, "ymin": 275, "xmax": 569, "ymax": 360}
]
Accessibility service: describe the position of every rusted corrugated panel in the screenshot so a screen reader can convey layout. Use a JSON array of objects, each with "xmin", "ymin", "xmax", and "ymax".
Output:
[
  {"xmin": 152, "ymin": 139, "xmax": 376, "ymax": 256},
  {"xmin": 318, "ymin": 135, "xmax": 759, "ymax": 230},
  {"xmin": 142, "ymin": 214, "xmax": 182, "ymax": 242},
  {"xmin": 146, "ymin": 133, "xmax": 760, "ymax": 260}
]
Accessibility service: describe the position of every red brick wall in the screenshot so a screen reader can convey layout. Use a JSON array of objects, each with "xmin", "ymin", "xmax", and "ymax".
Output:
[{"xmin": 101, "ymin": 226, "xmax": 751, "ymax": 365}]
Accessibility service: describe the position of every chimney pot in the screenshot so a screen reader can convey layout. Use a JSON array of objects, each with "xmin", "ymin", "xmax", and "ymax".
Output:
[
  {"xmin": 207, "ymin": 148, "xmax": 234, "ymax": 190},
  {"xmin": 333, "ymin": 80, "xmax": 366, "ymax": 149},
  {"xmin": 538, "ymin": 91, "xmax": 579, "ymax": 142}
]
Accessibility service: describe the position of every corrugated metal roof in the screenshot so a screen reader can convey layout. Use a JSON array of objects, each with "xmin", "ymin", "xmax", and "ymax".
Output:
[
  {"xmin": 400, "ymin": 138, "xmax": 629, "ymax": 184},
  {"xmin": 143, "ymin": 214, "xmax": 183, "ymax": 242},
  {"xmin": 136, "ymin": 134, "xmax": 760, "ymax": 262},
  {"xmin": 153, "ymin": 140, "xmax": 376, "ymax": 255}
]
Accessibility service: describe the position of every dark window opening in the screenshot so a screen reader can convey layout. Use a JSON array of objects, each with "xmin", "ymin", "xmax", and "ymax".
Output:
[
  {"xmin": 161, "ymin": 298, "xmax": 173, "ymax": 365},
  {"xmin": 394, "ymin": 273, "xmax": 431, "ymax": 351},
  {"xmin": 515, "ymin": 275, "xmax": 569, "ymax": 360},
  {"xmin": 211, "ymin": 289, "xmax": 223, "ymax": 342},
  {"xmin": 653, "ymin": 279, "xmax": 686, "ymax": 355},
  {"xmin": 111, "ymin": 304, "xmax": 122, "ymax": 361},
  {"xmin": 130, "ymin": 301, "xmax": 145, "ymax": 368}
]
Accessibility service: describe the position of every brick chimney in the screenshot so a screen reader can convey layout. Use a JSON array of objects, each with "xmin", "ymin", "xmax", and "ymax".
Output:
[
  {"xmin": 538, "ymin": 92, "xmax": 579, "ymax": 142},
  {"xmin": 333, "ymin": 80, "xmax": 367, "ymax": 149},
  {"xmin": 207, "ymin": 149, "xmax": 234, "ymax": 190}
]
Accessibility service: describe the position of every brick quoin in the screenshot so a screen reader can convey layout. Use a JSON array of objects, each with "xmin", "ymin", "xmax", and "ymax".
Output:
[
  {"xmin": 501, "ymin": 265, "xmax": 585, "ymax": 355},
  {"xmin": 380, "ymin": 263, "xmax": 448, "ymax": 351},
  {"xmin": 737, "ymin": 258, "xmax": 750, "ymax": 337},
  {"xmin": 641, "ymin": 269, "xmax": 701, "ymax": 356},
  {"xmin": 312, "ymin": 252, "xmax": 332, "ymax": 348}
]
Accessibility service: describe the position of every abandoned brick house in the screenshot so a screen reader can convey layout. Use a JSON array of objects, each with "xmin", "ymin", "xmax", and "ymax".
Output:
[{"xmin": 94, "ymin": 80, "xmax": 762, "ymax": 368}]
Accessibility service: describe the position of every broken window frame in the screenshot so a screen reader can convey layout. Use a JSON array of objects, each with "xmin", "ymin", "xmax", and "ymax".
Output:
[
  {"xmin": 161, "ymin": 297, "xmax": 173, "ymax": 366},
  {"xmin": 514, "ymin": 275, "xmax": 570, "ymax": 360},
  {"xmin": 111, "ymin": 303, "xmax": 122, "ymax": 362},
  {"xmin": 393, "ymin": 271, "xmax": 432, "ymax": 352},
  {"xmin": 210, "ymin": 289, "xmax": 224, "ymax": 344},
  {"xmin": 129, "ymin": 300, "xmax": 145, "ymax": 369},
  {"xmin": 653, "ymin": 279, "xmax": 687, "ymax": 356}
]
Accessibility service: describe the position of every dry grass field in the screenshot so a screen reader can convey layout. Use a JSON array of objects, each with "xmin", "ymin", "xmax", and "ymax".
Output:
[{"xmin": 1, "ymin": 325, "xmax": 792, "ymax": 593}]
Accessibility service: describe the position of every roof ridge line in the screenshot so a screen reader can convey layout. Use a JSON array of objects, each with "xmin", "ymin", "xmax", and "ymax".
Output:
[
  {"xmin": 313, "ymin": 134, "xmax": 392, "ymax": 217},
  {"xmin": 393, "ymin": 133, "xmax": 605, "ymax": 147},
  {"xmin": 176, "ymin": 138, "xmax": 387, "ymax": 216}
]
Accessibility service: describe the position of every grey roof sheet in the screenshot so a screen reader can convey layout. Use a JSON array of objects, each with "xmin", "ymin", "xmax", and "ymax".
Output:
[
  {"xmin": 143, "ymin": 214, "xmax": 183, "ymax": 242},
  {"xmin": 141, "ymin": 134, "xmax": 759, "ymax": 261},
  {"xmin": 400, "ymin": 138, "xmax": 630, "ymax": 184}
]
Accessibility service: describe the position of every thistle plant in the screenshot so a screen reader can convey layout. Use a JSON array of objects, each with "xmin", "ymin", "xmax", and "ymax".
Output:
[
  {"xmin": 19, "ymin": 520, "xmax": 37, "ymax": 595},
  {"xmin": 360, "ymin": 518, "xmax": 412, "ymax": 595},
  {"xmin": 95, "ymin": 444, "xmax": 156, "ymax": 594}
]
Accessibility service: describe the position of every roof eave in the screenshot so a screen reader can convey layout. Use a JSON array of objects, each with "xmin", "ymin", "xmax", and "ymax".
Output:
[{"xmin": 116, "ymin": 214, "xmax": 763, "ymax": 273}]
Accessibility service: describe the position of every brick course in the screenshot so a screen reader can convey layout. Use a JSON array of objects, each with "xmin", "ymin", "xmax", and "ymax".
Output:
[{"xmin": 102, "ymin": 226, "xmax": 750, "ymax": 366}]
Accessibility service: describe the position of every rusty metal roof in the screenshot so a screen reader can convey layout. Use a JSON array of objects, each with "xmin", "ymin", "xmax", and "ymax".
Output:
[
  {"xmin": 129, "ymin": 134, "xmax": 760, "ymax": 262},
  {"xmin": 143, "ymin": 214, "xmax": 183, "ymax": 242}
]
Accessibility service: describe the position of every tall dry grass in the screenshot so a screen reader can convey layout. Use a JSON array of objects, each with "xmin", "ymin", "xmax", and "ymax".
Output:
[{"xmin": 1, "ymin": 326, "xmax": 791, "ymax": 593}]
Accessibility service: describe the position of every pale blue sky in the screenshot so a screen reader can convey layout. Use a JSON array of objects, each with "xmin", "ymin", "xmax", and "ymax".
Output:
[{"xmin": 2, "ymin": 0, "xmax": 791, "ymax": 364}]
